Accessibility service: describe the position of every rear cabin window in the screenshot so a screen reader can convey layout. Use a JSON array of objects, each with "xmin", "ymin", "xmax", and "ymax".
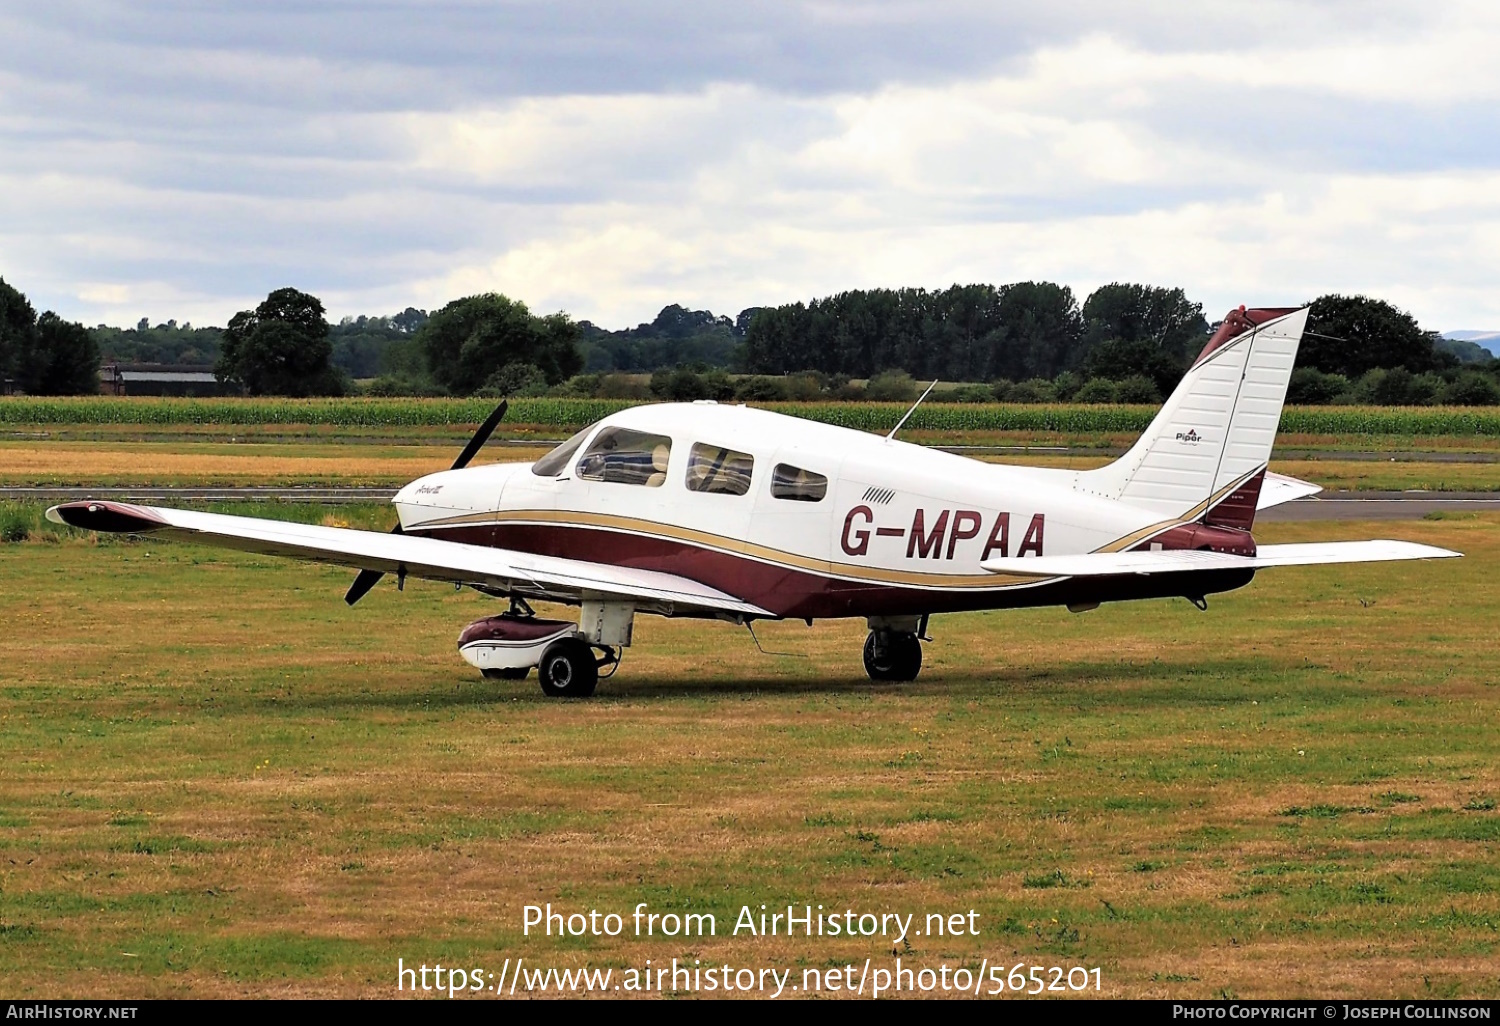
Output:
[
  {"xmin": 771, "ymin": 463, "xmax": 827, "ymax": 502},
  {"xmin": 576, "ymin": 428, "xmax": 672, "ymax": 487},
  {"xmin": 685, "ymin": 443, "xmax": 754, "ymax": 496},
  {"xmin": 531, "ymin": 423, "xmax": 596, "ymax": 476}
]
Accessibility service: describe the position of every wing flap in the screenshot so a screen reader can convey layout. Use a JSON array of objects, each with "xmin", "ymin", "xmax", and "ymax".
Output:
[
  {"xmin": 981, "ymin": 539, "xmax": 1460, "ymax": 578},
  {"xmin": 47, "ymin": 501, "xmax": 771, "ymax": 618}
]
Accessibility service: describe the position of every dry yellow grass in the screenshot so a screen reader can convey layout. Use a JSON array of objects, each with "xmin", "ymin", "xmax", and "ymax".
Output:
[
  {"xmin": 0, "ymin": 442, "xmax": 551, "ymax": 486},
  {"xmin": 3, "ymin": 440, "xmax": 1497, "ymax": 492}
]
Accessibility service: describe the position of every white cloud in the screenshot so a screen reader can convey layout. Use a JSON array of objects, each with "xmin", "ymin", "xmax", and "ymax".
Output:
[{"xmin": 4, "ymin": 3, "xmax": 1500, "ymax": 330}]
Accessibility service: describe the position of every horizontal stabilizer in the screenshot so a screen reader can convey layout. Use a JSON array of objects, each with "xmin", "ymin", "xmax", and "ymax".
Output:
[
  {"xmin": 1257, "ymin": 471, "xmax": 1322, "ymax": 510},
  {"xmin": 981, "ymin": 539, "xmax": 1460, "ymax": 578},
  {"xmin": 45, "ymin": 501, "xmax": 770, "ymax": 618}
]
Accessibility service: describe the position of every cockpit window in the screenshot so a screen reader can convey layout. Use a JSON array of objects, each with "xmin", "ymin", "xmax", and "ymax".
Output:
[
  {"xmin": 771, "ymin": 463, "xmax": 827, "ymax": 502},
  {"xmin": 685, "ymin": 443, "xmax": 754, "ymax": 496},
  {"xmin": 576, "ymin": 428, "xmax": 672, "ymax": 487},
  {"xmin": 531, "ymin": 423, "xmax": 597, "ymax": 477}
]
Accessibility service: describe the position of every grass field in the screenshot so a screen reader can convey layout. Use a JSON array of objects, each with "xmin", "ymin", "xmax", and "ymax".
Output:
[{"xmin": 0, "ymin": 510, "xmax": 1495, "ymax": 998}]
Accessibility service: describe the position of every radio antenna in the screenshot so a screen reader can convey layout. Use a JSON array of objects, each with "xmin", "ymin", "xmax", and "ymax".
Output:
[{"xmin": 885, "ymin": 379, "xmax": 939, "ymax": 441}]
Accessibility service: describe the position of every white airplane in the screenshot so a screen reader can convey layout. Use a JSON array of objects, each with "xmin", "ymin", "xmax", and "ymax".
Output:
[{"xmin": 49, "ymin": 306, "xmax": 1458, "ymax": 697}]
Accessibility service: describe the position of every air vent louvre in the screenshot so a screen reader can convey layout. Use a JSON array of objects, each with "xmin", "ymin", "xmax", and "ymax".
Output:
[{"xmin": 861, "ymin": 486, "xmax": 896, "ymax": 505}]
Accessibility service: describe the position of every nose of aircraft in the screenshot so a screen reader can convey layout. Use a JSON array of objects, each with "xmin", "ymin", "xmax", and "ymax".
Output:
[{"xmin": 393, "ymin": 461, "xmax": 530, "ymax": 528}]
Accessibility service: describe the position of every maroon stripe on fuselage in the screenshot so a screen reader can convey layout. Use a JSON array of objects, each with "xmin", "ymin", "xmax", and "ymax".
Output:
[{"xmin": 415, "ymin": 522, "xmax": 1254, "ymax": 619}]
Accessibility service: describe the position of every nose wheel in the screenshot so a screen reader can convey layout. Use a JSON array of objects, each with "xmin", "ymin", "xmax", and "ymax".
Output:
[{"xmin": 863, "ymin": 629, "xmax": 923, "ymax": 682}]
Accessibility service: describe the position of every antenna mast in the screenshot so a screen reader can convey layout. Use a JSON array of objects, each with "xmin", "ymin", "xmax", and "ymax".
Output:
[{"xmin": 885, "ymin": 379, "xmax": 940, "ymax": 442}]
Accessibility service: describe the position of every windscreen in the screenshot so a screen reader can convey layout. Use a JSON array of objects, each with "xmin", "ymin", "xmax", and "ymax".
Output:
[{"xmin": 531, "ymin": 423, "xmax": 597, "ymax": 477}]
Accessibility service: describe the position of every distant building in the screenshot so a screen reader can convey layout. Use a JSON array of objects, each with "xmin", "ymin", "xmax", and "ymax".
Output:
[{"xmin": 100, "ymin": 363, "xmax": 242, "ymax": 397}]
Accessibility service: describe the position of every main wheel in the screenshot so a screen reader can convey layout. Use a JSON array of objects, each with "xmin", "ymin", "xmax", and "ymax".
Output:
[
  {"xmin": 538, "ymin": 638, "xmax": 599, "ymax": 698},
  {"xmin": 863, "ymin": 630, "xmax": 923, "ymax": 682}
]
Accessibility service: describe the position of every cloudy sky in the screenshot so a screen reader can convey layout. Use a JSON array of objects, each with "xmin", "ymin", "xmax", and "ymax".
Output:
[{"xmin": 4, "ymin": 1, "xmax": 1500, "ymax": 331}]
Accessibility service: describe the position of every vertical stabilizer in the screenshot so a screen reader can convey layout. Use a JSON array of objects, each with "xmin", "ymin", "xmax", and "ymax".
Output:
[{"xmin": 1080, "ymin": 306, "xmax": 1307, "ymax": 520}]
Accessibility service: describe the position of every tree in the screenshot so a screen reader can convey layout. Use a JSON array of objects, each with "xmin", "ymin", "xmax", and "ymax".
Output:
[
  {"xmin": 742, "ymin": 283, "xmax": 1083, "ymax": 381},
  {"xmin": 0, "ymin": 277, "xmax": 38, "ymax": 389},
  {"xmin": 1084, "ymin": 337, "xmax": 1184, "ymax": 398},
  {"xmin": 391, "ymin": 307, "xmax": 429, "ymax": 334},
  {"xmin": 991, "ymin": 281, "xmax": 1085, "ymax": 380},
  {"xmin": 216, "ymin": 287, "xmax": 343, "ymax": 396},
  {"xmin": 1286, "ymin": 366, "xmax": 1349, "ymax": 405},
  {"xmin": 1081, "ymin": 283, "xmax": 1209, "ymax": 359},
  {"xmin": 1301, "ymin": 295, "xmax": 1440, "ymax": 378},
  {"xmin": 1077, "ymin": 283, "xmax": 1208, "ymax": 394},
  {"xmin": 418, "ymin": 293, "xmax": 582, "ymax": 396},
  {"xmin": 31, "ymin": 313, "xmax": 100, "ymax": 394}
]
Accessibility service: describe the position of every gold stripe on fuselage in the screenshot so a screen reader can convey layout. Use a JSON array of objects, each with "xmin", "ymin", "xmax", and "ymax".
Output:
[{"xmin": 404, "ymin": 508, "xmax": 1047, "ymax": 590}]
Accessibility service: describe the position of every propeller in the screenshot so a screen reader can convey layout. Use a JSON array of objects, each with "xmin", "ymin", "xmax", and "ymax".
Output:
[{"xmin": 344, "ymin": 399, "xmax": 508, "ymax": 606}]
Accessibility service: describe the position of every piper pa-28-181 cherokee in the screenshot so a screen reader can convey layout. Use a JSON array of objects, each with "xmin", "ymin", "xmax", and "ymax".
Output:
[{"xmin": 49, "ymin": 306, "xmax": 1459, "ymax": 697}]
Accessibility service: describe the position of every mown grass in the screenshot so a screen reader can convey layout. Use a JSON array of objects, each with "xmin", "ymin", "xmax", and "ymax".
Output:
[
  {"xmin": 0, "ymin": 511, "xmax": 1495, "ymax": 998},
  {"xmin": 0, "ymin": 500, "xmax": 397, "ymax": 545}
]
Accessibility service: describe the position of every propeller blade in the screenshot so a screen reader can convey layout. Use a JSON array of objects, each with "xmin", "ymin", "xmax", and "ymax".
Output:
[
  {"xmin": 346, "ymin": 401, "xmax": 504, "ymax": 605},
  {"xmin": 344, "ymin": 522, "xmax": 404, "ymax": 605},
  {"xmin": 450, "ymin": 399, "xmax": 508, "ymax": 471},
  {"xmin": 344, "ymin": 568, "xmax": 384, "ymax": 606}
]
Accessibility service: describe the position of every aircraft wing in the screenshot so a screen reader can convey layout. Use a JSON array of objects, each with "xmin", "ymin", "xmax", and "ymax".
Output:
[
  {"xmin": 46, "ymin": 501, "xmax": 772, "ymax": 619},
  {"xmin": 981, "ymin": 539, "xmax": 1460, "ymax": 578},
  {"xmin": 1257, "ymin": 471, "xmax": 1323, "ymax": 509}
]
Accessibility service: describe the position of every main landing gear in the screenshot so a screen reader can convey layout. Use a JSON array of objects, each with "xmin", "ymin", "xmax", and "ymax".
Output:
[
  {"xmin": 458, "ymin": 597, "xmax": 631, "ymax": 699},
  {"xmin": 863, "ymin": 615, "xmax": 928, "ymax": 682},
  {"xmin": 537, "ymin": 637, "xmax": 602, "ymax": 698}
]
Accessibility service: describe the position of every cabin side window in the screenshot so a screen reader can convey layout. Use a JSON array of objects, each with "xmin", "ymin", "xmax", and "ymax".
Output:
[
  {"xmin": 576, "ymin": 427, "xmax": 672, "ymax": 487},
  {"xmin": 685, "ymin": 443, "xmax": 754, "ymax": 496},
  {"xmin": 771, "ymin": 463, "xmax": 827, "ymax": 502},
  {"xmin": 531, "ymin": 422, "xmax": 597, "ymax": 477}
]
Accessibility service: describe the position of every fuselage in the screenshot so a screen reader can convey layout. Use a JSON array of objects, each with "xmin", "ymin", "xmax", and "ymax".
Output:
[{"xmin": 392, "ymin": 403, "xmax": 1256, "ymax": 620}]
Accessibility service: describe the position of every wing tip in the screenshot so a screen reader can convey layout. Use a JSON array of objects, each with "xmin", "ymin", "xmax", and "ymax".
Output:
[{"xmin": 45, "ymin": 500, "xmax": 169, "ymax": 533}]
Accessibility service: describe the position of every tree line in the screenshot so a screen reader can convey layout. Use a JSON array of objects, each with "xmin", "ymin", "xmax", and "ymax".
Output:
[
  {"xmin": 0, "ymin": 277, "xmax": 101, "ymax": 395},
  {"xmin": 2, "ymin": 272, "xmax": 1498, "ymax": 404}
]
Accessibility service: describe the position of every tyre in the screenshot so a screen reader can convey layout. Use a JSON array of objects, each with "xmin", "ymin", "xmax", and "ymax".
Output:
[
  {"xmin": 538, "ymin": 638, "xmax": 599, "ymax": 698},
  {"xmin": 482, "ymin": 667, "xmax": 531, "ymax": 680},
  {"xmin": 862, "ymin": 630, "xmax": 923, "ymax": 682}
]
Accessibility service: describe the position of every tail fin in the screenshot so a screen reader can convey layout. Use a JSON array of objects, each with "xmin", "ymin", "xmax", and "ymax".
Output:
[{"xmin": 1081, "ymin": 306, "xmax": 1308, "ymax": 523}]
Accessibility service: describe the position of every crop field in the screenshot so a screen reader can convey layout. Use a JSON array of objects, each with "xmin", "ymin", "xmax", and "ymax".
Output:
[
  {"xmin": 5, "ymin": 396, "xmax": 1500, "ymax": 437},
  {"xmin": 0, "ymin": 507, "xmax": 1496, "ymax": 999}
]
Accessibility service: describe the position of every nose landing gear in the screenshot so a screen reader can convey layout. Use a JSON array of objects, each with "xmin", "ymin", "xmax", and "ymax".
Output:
[{"xmin": 862, "ymin": 615, "xmax": 927, "ymax": 682}]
